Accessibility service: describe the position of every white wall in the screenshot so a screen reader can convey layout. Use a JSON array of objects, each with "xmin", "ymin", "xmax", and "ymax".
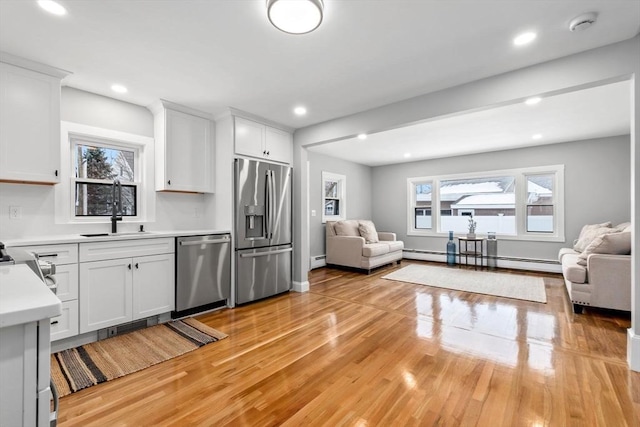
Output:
[
  {"xmin": 0, "ymin": 88, "xmax": 211, "ymax": 240},
  {"xmin": 372, "ymin": 136, "xmax": 630, "ymax": 262},
  {"xmin": 307, "ymin": 151, "xmax": 373, "ymax": 259}
]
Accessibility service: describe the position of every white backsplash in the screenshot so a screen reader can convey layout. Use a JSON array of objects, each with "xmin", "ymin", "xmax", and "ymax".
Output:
[{"xmin": 0, "ymin": 183, "xmax": 212, "ymax": 240}]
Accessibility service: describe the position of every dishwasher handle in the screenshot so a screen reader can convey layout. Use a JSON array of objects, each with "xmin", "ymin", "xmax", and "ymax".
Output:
[{"xmin": 179, "ymin": 236, "xmax": 230, "ymax": 246}]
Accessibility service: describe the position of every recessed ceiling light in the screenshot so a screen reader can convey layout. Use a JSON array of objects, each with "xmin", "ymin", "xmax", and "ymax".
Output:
[
  {"xmin": 513, "ymin": 31, "xmax": 537, "ymax": 46},
  {"xmin": 532, "ymin": 134, "xmax": 543, "ymax": 140},
  {"xmin": 111, "ymin": 84, "xmax": 128, "ymax": 94},
  {"xmin": 294, "ymin": 106, "xmax": 307, "ymax": 116},
  {"xmin": 404, "ymin": 153, "xmax": 412, "ymax": 158},
  {"xmin": 37, "ymin": 0, "xmax": 67, "ymax": 16},
  {"xmin": 357, "ymin": 134, "xmax": 367, "ymax": 140},
  {"xmin": 524, "ymin": 97, "xmax": 542, "ymax": 105}
]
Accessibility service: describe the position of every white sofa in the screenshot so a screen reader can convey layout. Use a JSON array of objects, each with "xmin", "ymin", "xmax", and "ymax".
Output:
[
  {"xmin": 558, "ymin": 222, "xmax": 631, "ymax": 313},
  {"xmin": 326, "ymin": 220, "xmax": 403, "ymax": 274}
]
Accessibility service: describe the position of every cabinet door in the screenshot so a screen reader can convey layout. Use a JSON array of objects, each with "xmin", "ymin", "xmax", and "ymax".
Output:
[
  {"xmin": 165, "ymin": 109, "xmax": 212, "ymax": 192},
  {"xmin": 234, "ymin": 117, "xmax": 265, "ymax": 159},
  {"xmin": 79, "ymin": 259, "xmax": 133, "ymax": 333},
  {"xmin": 0, "ymin": 62, "xmax": 61, "ymax": 184},
  {"xmin": 132, "ymin": 254, "xmax": 175, "ymax": 320},
  {"xmin": 51, "ymin": 263, "xmax": 78, "ymax": 302},
  {"xmin": 265, "ymin": 126, "xmax": 292, "ymax": 164},
  {"xmin": 50, "ymin": 300, "xmax": 79, "ymax": 341}
]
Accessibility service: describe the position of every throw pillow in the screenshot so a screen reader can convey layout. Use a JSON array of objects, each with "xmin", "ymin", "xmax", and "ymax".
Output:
[
  {"xmin": 573, "ymin": 222, "xmax": 613, "ymax": 252},
  {"xmin": 577, "ymin": 231, "xmax": 631, "ymax": 266},
  {"xmin": 333, "ymin": 220, "xmax": 360, "ymax": 237},
  {"xmin": 614, "ymin": 222, "xmax": 631, "ymax": 232},
  {"xmin": 358, "ymin": 220, "xmax": 379, "ymax": 243}
]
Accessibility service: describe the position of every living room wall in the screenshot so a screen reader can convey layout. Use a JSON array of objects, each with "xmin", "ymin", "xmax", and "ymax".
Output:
[
  {"xmin": 371, "ymin": 135, "xmax": 630, "ymax": 264},
  {"xmin": 308, "ymin": 151, "xmax": 373, "ymax": 261}
]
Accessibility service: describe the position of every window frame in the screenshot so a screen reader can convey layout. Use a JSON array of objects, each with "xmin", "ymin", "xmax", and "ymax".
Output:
[
  {"xmin": 71, "ymin": 137, "xmax": 141, "ymax": 218},
  {"xmin": 407, "ymin": 165, "xmax": 565, "ymax": 242},
  {"xmin": 55, "ymin": 122, "xmax": 155, "ymax": 225},
  {"xmin": 322, "ymin": 171, "xmax": 346, "ymax": 223}
]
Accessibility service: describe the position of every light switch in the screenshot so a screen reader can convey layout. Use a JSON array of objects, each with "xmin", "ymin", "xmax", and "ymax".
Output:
[{"xmin": 311, "ymin": 210, "xmax": 316, "ymax": 217}]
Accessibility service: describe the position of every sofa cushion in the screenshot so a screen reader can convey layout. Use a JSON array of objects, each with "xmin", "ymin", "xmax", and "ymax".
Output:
[
  {"xmin": 387, "ymin": 241, "xmax": 404, "ymax": 252},
  {"xmin": 334, "ymin": 220, "xmax": 360, "ymax": 237},
  {"xmin": 615, "ymin": 222, "xmax": 631, "ymax": 232},
  {"xmin": 577, "ymin": 231, "xmax": 631, "ymax": 266},
  {"xmin": 561, "ymin": 253, "xmax": 587, "ymax": 284},
  {"xmin": 362, "ymin": 243, "xmax": 390, "ymax": 257},
  {"xmin": 558, "ymin": 247, "xmax": 578, "ymax": 262},
  {"xmin": 573, "ymin": 224, "xmax": 615, "ymax": 252},
  {"xmin": 358, "ymin": 220, "xmax": 379, "ymax": 243}
]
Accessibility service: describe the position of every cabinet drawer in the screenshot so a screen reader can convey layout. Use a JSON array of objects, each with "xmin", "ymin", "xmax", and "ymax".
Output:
[
  {"xmin": 11, "ymin": 243, "xmax": 78, "ymax": 264},
  {"xmin": 53, "ymin": 263, "xmax": 78, "ymax": 302},
  {"xmin": 80, "ymin": 238, "xmax": 175, "ymax": 262},
  {"xmin": 50, "ymin": 300, "xmax": 79, "ymax": 341}
]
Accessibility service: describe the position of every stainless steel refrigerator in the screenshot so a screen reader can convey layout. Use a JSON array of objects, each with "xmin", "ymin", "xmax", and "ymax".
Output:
[{"xmin": 234, "ymin": 158, "xmax": 292, "ymax": 304}]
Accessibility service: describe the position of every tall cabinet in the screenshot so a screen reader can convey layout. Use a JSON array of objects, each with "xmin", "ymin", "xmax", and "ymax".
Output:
[
  {"xmin": 0, "ymin": 52, "xmax": 70, "ymax": 184},
  {"xmin": 149, "ymin": 100, "xmax": 215, "ymax": 193}
]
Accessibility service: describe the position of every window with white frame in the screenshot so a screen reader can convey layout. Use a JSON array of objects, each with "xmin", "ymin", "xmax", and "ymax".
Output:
[
  {"xmin": 56, "ymin": 122, "xmax": 154, "ymax": 225},
  {"xmin": 322, "ymin": 171, "xmax": 346, "ymax": 223},
  {"xmin": 407, "ymin": 165, "xmax": 564, "ymax": 241},
  {"xmin": 72, "ymin": 138, "xmax": 140, "ymax": 217}
]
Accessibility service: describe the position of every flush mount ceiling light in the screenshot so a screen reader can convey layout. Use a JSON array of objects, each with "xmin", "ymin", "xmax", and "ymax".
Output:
[
  {"xmin": 294, "ymin": 106, "xmax": 307, "ymax": 116},
  {"xmin": 267, "ymin": 0, "xmax": 324, "ymax": 35},
  {"xmin": 38, "ymin": 0, "xmax": 67, "ymax": 16},
  {"xmin": 357, "ymin": 133, "xmax": 367, "ymax": 140},
  {"xmin": 532, "ymin": 134, "xmax": 543, "ymax": 140},
  {"xmin": 513, "ymin": 31, "xmax": 537, "ymax": 46}
]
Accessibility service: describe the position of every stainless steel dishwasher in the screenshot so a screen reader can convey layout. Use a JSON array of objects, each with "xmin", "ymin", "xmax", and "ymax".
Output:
[{"xmin": 174, "ymin": 234, "xmax": 231, "ymax": 318}]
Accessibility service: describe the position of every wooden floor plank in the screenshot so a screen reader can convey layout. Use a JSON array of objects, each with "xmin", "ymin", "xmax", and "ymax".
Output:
[{"xmin": 57, "ymin": 260, "xmax": 640, "ymax": 426}]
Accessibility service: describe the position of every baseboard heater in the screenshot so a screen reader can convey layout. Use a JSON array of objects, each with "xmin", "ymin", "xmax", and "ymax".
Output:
[{"xmin": 402, "ymin": 249, "xmax": 561, "ymax": 273}]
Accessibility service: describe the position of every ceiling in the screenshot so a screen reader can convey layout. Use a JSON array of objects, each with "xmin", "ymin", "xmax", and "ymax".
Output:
[
  {"xmin": 308, "ymin": 80, "xmax": 632, "ymax": 166},
  {"xmin": 0, "ymin": 0, "xmax": 638, "ymax": 164}
]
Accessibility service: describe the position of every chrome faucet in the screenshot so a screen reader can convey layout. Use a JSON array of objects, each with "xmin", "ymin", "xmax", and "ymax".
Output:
[{"xmin": 111, "ymin": 179, "xmax": 122, "ymax": 233}]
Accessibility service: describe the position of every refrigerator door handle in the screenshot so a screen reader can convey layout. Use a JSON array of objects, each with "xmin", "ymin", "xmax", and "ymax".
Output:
[
  {"xmin": 239, "ymin": 247, "xmax": 293, "ymax": 258},
  {"xmin": 270, "ymin": 170, "xmax": 276, "ymax": 240},
  {"xmin": 265, "ymin": 170, "xmax": 272, "ymax": 239}
]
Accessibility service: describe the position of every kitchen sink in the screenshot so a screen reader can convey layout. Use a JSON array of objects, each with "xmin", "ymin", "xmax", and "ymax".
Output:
[{"xmin": 80, "ymin": 232, "xmax": 154, "ymax": 237}]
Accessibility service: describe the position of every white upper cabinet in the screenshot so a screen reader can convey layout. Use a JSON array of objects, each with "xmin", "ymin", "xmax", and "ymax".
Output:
[
  {"xmin": 234, "ymin": 116, "xmax": 292, "ymax": 165},
  {"xmin": 150, "ymin": 100, "xmax": 215, "ymax": 193},
  {"xmin": 0, "ymin": 54, "xmax": 70, "ymax": 184}
]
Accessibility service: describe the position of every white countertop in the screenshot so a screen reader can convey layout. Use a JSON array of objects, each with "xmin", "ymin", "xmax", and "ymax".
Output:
[
  {"xmin": 5, "ymin": 229, "xmax": 231, "ymax": 247},
  {"xmin": 0, "ymin": 264, "xmax": 62, "ymax": 328}
]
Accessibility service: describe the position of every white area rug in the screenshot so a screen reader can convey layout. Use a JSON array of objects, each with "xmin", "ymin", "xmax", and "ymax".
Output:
[{"xmin": 382, "ymin": 264, "xmax": 547, "ymax": 303}]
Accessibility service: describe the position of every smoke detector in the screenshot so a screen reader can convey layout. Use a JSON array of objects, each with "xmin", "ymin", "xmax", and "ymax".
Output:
[{"xmin": 569, "ymin": 12, "xmax": 598, "ymax": 32}]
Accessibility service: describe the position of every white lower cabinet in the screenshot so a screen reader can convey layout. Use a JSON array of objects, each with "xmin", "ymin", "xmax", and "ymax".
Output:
[
  {"xmin": 79, "ymin": 239, "xmax": 175, "ymax": 334},
  {"xmin": 50, "ymin": 300, "xmax": 79, "ymax": 341},
  {"xmin": 79, "ymin": 258, "xmax": 133, "ymax": 333},
  {"xmin": 133, "ymin": 254, "xmax": 174, "ymax": 320}
]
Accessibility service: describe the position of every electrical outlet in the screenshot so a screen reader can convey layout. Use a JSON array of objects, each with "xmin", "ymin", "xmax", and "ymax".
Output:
[{"xmin": 9, "ymin": 206, "xmax": 21, "ymax": 220}]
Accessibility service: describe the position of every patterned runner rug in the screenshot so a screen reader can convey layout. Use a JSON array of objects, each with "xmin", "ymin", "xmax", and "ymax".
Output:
[
  {"xmin": 382, "ymin": 264, "xmax": 547, "ymax": 303},
  {"xmin": 51, "ymin": 318, "xmax": 227, "ymax": 397}
]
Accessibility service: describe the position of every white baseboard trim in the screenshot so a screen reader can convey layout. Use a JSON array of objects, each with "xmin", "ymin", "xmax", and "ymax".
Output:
[
  {"xmin": 310, "ymin": 255, "xmax": 327, "ymax": 269},
  {"xmin": 292, "ymin": 280, "xmax": 310, "ymax": 293},
  {"xmin": 628, "ymin": 329, "xmax": 640, "ymax": 372},
  {"xmin": 402, "ymin": 251, "xmax": 562, "ymax": 274}
]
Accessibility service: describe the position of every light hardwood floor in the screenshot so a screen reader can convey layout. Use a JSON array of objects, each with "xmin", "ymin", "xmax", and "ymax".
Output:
[{"xmin": 57, "ymin": 261, "xmax": 639, "ymax": 426}]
